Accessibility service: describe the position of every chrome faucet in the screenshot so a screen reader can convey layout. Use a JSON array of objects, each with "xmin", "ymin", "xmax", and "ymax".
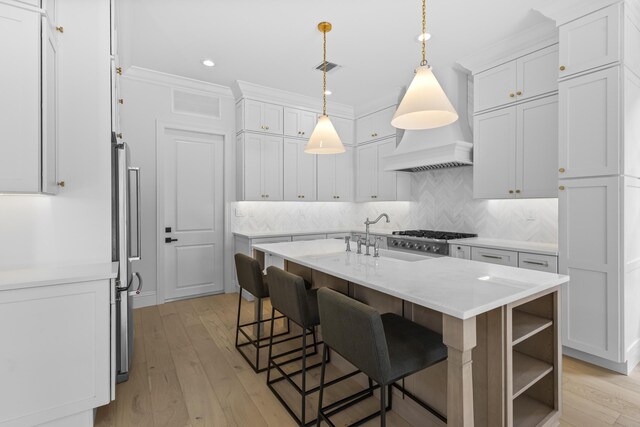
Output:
[{"xmin": 364, "ymin": 213, "xmax": 390, "ymax": 256}]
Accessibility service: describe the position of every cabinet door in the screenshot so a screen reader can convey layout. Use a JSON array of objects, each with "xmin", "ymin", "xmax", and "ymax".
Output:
[
  {"xmin": 517, "ymin": 44, "xmax": 559, "ymax": 102},
  {"xmin": 0, "ymin": 4, "xmax": 41, "ymax": 192},
  {"xmin": 262, "ymin": 136, "xmax": 283, "ymax": 200},
  {"xmin": 372, "ymin": 106, "xmax": 397, "ymax": 140},
  {"xmin": 317, "ymin": 154, "xmax": 336, "ymax": 201},
  {"xmin": 559, "ymin": 67, "xmax": 619, "ymax": 178},
  {"xmin": 283, "ymin": 138, "xmax": 299, "ymax": 200},
  {"xmin": 357, "ymin": 143, "xmax": 378, "ymax": 201},
  {"xmin": 449, "ymin": 244, "xmax": 471, "ymax": 260},
  {"xmin": 516, "ymin": 96, "xmax": 558, "ymax": 198},
  {"xmin": 356, "ymin": 114, "xmax": 373, "ymax": 144},
  {"xmin": 244, "ymin": 100, "xmax": 264, "ymax": 133},
  {"xmin": 471, "ymin": 247, "xmax": 518, "ymax": 267},
  {"xmin": 376, "ymin": 139, "xmax": 397, "ymax": 201},
  {"xmin": 42, "ymin": 17, "xmax": 59, "ymax": 194},
  {"xmin": 299, "ymin": 111, "xmax": 317, "ymax": 138},
  {"xmin": 334, "ymin": 147, "xmax": 354, "ymax": 201},
  {"xmin": 559, "ymin": 177, "xmax": 621, "ymax": 362},
  {"xmin": 263, "ymin": 103, "xmax": 284, "ymax": 135},
  {"xmin": 474, "ymin": 61, "xmax": 517, "ymax": 113},
  {"xmin": 559, "ymin": 4, "xmax": 621, "ymax": 78},
  {"xmin": 242, "ymin": 133, "xmax": 263, "ymax": 200},
  {"xmin": 283, "ymin": 107, "xmax": 300, "ymax": 137},
  {"xmin": 332, "ymin": 116, "xmax": 354, "ymax": 144},
  {"xmin": 473, "ymin": 107, "xmax": 517, "ymax": 199},
  {"xmin": 297, "ymin": 143, "xmax": 316, "ymax": 200}
]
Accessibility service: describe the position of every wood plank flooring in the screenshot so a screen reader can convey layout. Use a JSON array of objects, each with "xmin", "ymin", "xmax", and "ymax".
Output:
[{"xmin": 95, "ymin": 293, "xmax": 640, "ymax": 427}]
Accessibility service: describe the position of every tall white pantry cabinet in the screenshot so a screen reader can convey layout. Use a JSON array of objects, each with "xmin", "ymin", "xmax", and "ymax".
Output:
[{"xmin": 554, "ymin": 1, "xmax": 640, "ymax": 373}]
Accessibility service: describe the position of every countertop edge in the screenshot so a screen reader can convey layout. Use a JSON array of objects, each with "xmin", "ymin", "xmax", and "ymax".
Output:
[
  {"xmin": 0, "ymin": 262, "xmax": 119, "ymax": 291},
  {"xmin": 448, "ymin": 238, "xmax": 559, "ymax": 256}
]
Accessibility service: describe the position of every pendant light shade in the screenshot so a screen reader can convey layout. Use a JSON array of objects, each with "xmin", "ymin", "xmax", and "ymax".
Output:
[
  {"xmin": 305, "ymin": 115, "xmax": 345, "ymax": 154},
  {"xmin": 305, "ymin": 21, "xmax": 345, "ymax": 155},
  {"xmin": 391, "ymin": 65, "xmax": 458, "ymax": 130},
  {"xmin": 392, "ymin": 0, "xmax": 458, "ymax": 130}
]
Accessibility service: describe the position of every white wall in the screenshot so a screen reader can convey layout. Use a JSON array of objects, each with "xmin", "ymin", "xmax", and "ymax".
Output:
[
  {"xmin": 0, "ymin": 0, "xmax": 112, "ymax": 269},
  {"xmin": 119, "ymin": 69, "xmax": 236, "ymax": 307}
]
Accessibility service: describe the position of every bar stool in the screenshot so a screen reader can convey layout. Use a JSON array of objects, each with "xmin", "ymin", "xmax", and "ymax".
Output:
[
  {"xmin": 316, "ymin": 287, "xmax": 448, "ymax": 427},
  {"xmin": 234, "ymin": 253, "xmax": 295, "ymax": 373},
  {"xmin": 265, "ymin": 267, "xmax": 359, "ymax": 427}
]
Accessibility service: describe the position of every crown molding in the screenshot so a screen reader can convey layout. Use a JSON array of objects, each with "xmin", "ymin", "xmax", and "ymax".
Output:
[
  {"xmin": 122, "ymin": 66, "xmax": 234, "ymax": 98},
  {"xmin": 534, "ymin": 0, "xmax": 622, "ymax": 25},
  {"xmin": 233, "ymin": 80, "xmax": 355, "ymax": 119},
  {"xmin": 354, "ymin": 89, "xmax": 403, "ymax": 118},
  {"xmin": 456, "ymin": 20, "xmax": 558, "ymax": 74}
]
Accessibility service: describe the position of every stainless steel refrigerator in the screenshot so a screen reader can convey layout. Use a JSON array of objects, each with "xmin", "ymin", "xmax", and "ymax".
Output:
[{"xmin": 111, "ymin": 132, "xmax": 142, "ymax": 383}]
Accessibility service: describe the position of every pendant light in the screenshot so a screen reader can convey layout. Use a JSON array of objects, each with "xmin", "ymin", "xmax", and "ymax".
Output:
[
  {"xmin": 305, "ymin": 22, "xmax": 345, "ymax": 154},
  {"xmin": 391, "ymin": 0, "xmax": 458, "ymax": 130}
]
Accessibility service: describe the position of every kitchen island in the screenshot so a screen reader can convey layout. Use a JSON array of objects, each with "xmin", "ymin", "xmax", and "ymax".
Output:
[{"xmin": 252, "ymin": 239, "xmax": 569, "ymax": 427}]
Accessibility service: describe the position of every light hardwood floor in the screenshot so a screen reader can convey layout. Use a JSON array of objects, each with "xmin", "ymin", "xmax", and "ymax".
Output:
[{"xmin": 95, "ymin": 293, "xmax": 640, "ymax": 427}]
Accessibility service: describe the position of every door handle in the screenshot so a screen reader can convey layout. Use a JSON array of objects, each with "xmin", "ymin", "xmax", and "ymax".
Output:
[
  {"xmin": 165, "ymin": 237, "xmax": 178, "ymax": 243},
  {"xmin": 129, "ymin": 272, "xmax": 143, "ymax": 296}
]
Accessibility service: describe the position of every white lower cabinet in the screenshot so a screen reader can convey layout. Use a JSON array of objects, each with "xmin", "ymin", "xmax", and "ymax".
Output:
[
  {"xmin": 291, "ymin": 234, "xmax": 327, "ymax": 241},
  {"xmin": 559, "ymin": 176, "xmax": 622, "ymax": 362},
  {"xmin": 471, "ymin": 247, "xmax": 518, "ymax": 267},
  {"xmin": 237, "ymin": 133, "xmax": 283, "ymax": 201},
  {"xmin": 283, "ymin": 138, "xmax": 316, "ymax": 201},
  {"xmin": 450, "ymin": 244, "xmax": 471, "ymax": 260},
  {"xmin": 518, "ymin": 252, "xmax": 558, "ymax": 273},
  {"xmin": 317, "ymin": 146, "xmax": 353, "ymax": 201},
  {"xmin": 356, "ymin": 138, "xmax": 410, "ymax": 201}
]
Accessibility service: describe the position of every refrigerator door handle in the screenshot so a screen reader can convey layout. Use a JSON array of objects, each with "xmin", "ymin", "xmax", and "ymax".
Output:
[
  {"xmin": 128, "ymin": 272, "xmax": 143, "ymax": 296},
  {"xmin": 128, "ymin": 166, "xmax": 142, "ymax": 261}
]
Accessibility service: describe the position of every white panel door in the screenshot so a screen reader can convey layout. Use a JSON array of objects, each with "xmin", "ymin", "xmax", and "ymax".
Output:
[
  {"xmin": 242, "ymin": 133, "xmax": 263, "ymax": 201},
  {"xmin": 559, "ymin": 66, "xmax": 620, "ymax": 178},
  {"xmin": 332, "ymin": 116, "xmax": 354, "ymax": 144},
  {"xmin": 376, "ymin": 139, "xmax": 397, "ymax": 201},
  {"xmin": 283, "ymin": 107, "xmax": 300, "ymax": 137},
  {"xmin": 559, "ymin": 3, "xmax": 621, "ymax": 78},
  {"xmin": 372, "ymin": 106, "xmax": 398, "ymax": 140},
  {"xmin": 283, "ymin": 138, "xmax": 315, "ymax": 201},
  {"xmin": 162, "ymin": 128, "xmax": 224, "ymax": 300},
  {"xmin": 283, "ymin": 138, "xmax": 299, "ymax": 200},
  {"xmin": 263, "ymin": 103, "xmax": 284, "ymax": 135},
  {"xmin": 357, "ymin": 143, "xmax": 378, "ymax": 201},
  {"xmin": 42, "ymin": 16, "xmax": 59, "ymax": 194},
  {"xmin": 243, "ymin": 100, "xmax": 264, "ymax": 133},
  {"xmin": 298, "ymin": 145, "xmax": 316, "ymax": 200},
  {"xmin": 317, "ymin": 153, "xmax": 336, "ymax": 201},
  {"xmin": 335, "ymin": 146, "xmax": 353, "ymax": 201},
  {"xmin": 0, "ymin": 3, "xmax": 40, "ymax": 192},
  {"xmin": 559, "ymin": 176, "xmax": 621, "ymax": 362},
  {"xmin": 474, "ymin": 61, "xmax": 518, "ymax": 113},
  {"xmin": 516, "ymin": 96, "xmax": 558, "ymax": 198},
  {"xmin": 517, "ymin": 44, "xmax": 559, "ymax": 102},
  {"xmin": 299, "ymin": 110, "xmax": 317, "ymax": 138},
  {"xmin": 356, "ymin": 113, "xmax": 373, "ymax": 144},
  {"xmin": 473, "ymin": 107, "xmax": 517, "ymax": 199},
  {"xmin": 261, "ymin": 135, "xmax": 283, "ymax": 200}
]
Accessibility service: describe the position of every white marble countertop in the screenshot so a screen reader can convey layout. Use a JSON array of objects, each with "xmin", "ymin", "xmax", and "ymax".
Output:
[
  {"xmin": 233, "ymin": 229, "xmax": 394, "ymax": 239},
  {"xmin": 252, "ymin": 240, "xmax": 568, "ymax": 320},
  {"xmin": 448, "ymin": 237, "xmax": 559, "ymax": 256},
  {"xmin": 0, "ymin": 262, "xmax": 118, "ymax": 291}
]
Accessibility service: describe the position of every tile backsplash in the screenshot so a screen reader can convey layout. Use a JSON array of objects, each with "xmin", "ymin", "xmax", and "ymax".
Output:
[{"xmin": 231, "ymin": 166, "xmax": 558, "ymax": 244}]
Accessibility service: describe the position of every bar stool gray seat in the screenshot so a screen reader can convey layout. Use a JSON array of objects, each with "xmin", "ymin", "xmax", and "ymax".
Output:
[
  {"xmin": 316, "ymin": 287, "xmax": 448, "ymax": 427},
  {"xmin": 266, "ymin": 267, "xmax": 359, "ymax": 427},
  {"xmin": 234, "ymin": 253, "xmax": 301, "ymax": 373}
]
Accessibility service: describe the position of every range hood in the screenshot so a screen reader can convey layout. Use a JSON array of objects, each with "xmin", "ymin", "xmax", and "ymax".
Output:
[{"xmin": 384, "ymin": 125, "xmax": 473, "ymax": 172}]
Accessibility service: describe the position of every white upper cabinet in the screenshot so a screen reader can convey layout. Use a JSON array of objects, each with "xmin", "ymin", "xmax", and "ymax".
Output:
[
  {"xmin": 559, "ymin": 66, "xmax": 620, "ymax": 178},
  {"xmin": 237, "ymin": 133, "xmax": 283, "ymax": 201},
  {"xmin": 376, "ymin": 139, "xmax": 398, "ymax": 201},
  {"xmin": 239, "ymin": 99, "xmax": 284, "ymax": 135},
  {"xmin": 356, "ymin": 138, "xmax": 409, "ymax": 202},
  {"xmin": 317, "ymin": 146, "xmax": 353, "ymax": 202},
  {"xmin": 331, "ymin": 116, "xmax": 354, "ymax": 144},
  {"xmin": 0, "ymin": 3, "xmax": 44, "ymax": 193},
  {"xmin": 474, "ymin": 44, "xmax": 558, "ymax": 114},
  {"xmin": 283, "ymin": 107, "xmax": 317, "ymax": 138},
  {"xmin": 559, "ymin": 4, "xmax": 621, "ymax": 78},
  {"xmin": 283, "ymin": 138, "xmax": 316, "ymax": 201},
  {"xmin": 356, "ymin": 143, "xmax": 378, "ymax": 200},
  {"xmin": 42, "ymin": 15, "xmax": 59, "ymax": 195},
  {"xmin": 356, "ymin": 106, "xmax": 397, "ymax": 144}
]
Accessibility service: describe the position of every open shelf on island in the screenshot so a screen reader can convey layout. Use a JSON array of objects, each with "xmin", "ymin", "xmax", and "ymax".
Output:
[
  {"xmin": 512, "ymin": 351, "xmax": 554, "ymax": 398},
  {"xmin": 513, "ymin": 394, "xmax": 555, "ymax": 427},
  {"xmin": 512, "ymin": 310, "xmax": 553, "ymax": 345}
]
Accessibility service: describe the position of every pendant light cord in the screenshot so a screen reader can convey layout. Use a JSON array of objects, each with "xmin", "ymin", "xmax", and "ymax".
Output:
[
  {"xmin": 421, "ymin": 0, "xmax": 427, "ymax": 67},
  {"xmin": 323, "ymin": 29, "xmax": 327, "ymax": 116}
]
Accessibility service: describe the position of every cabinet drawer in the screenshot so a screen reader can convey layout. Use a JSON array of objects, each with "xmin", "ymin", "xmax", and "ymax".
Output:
[
  {"xmin": 471, "ymin": 247, "xmax": 518, "ymax": 267},
  {"xmin": 292, "ymin": 234, "xmax": 327, "ymax": 241},
  {"xmin": 518, "ymin": 252, "xmax": 558, "ymax": 273},
  {"xmin": 252, "ymin": 236, "xmax": 291, "ymax": 245},
  {"xmin": 449, "ymin": 244, "xmax": 471, "ymax": 260}
]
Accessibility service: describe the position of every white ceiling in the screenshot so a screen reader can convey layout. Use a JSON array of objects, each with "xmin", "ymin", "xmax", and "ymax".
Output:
[{"xmin": 117, "ymin": 0, "xmax": 549, "ymax": 107}]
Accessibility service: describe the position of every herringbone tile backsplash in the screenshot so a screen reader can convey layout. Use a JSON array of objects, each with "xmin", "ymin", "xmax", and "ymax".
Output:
[{"xmin": 232, "ymin": 167, "xmax": 558, "ymax": 244}]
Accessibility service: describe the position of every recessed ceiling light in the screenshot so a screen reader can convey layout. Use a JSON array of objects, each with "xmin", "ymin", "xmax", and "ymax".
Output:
[
  {"xmin": 417, "ymin": 33, "xmax": 432, "ymax": 42},
  {"xmin": 202, "ymin": 59, "xmax": 215, "ymax": 67},
  {"xmin": 324, "ymin": 90, "xmax": 332, "ymax": 95}
]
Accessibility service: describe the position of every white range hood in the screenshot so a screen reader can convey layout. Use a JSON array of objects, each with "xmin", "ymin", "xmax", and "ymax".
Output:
[{"xmin": 384, "ymin": 125, "xmax": 473, "ymax": 172}]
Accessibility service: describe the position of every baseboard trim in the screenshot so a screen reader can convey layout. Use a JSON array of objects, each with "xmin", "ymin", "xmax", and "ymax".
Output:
[
  {"xmin": 563, "ymin": 346, "xmax": 629, "ymax": 374},
  {"xmin": 132, "ymin": 291, "xmax": 158, "ymax": 309}
]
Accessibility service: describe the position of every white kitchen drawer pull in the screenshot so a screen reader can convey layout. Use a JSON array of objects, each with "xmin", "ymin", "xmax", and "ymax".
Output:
[
  {"xmin": 481, "ymin": 254, "xmax": 503, "ymax": 260},
  {"xmin": 522, "ymin": 260, "xmax": 548, "ymax": 267}
]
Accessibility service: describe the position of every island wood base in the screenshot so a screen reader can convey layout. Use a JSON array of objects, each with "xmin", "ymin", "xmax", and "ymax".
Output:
[{"xmin": 253, "ymin": 252, "xmax": 562, "ymax": 427}]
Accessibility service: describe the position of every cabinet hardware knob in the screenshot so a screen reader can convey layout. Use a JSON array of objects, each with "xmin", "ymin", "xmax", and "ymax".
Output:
[
  {"xmin": 509, "ymin": 190, "xmax": 514, "ymax": 194},
  {"xmin": 509, "ymin": 93, "xmax": 515, "ymax": 98},
  {"xmin": 266, "ymin": 195, "xmax": 269, "ymax": 198},
  {"xmin": 116, "ymin": 67, "xmax": 122, "ymax": 75},
  {"xmin": 559, "ymin": 186, "xmax": 565, "ymax": 190},
  {"xmin": 559, "ymin": 167, "xmax": 565, "ymax": 173},
  {"xmin": 116, "ymin": 133, "xmax": 123, "ymax": 139},
  {"xmin": 56, "ymin": 26, "xmax": 64, "ymax": 33},
  {"xmin": 302, "ymin": 131, "xmax": 305, "ymax": 135},
  {"xmin": 266, "ymin": 126, "xmax": 270, "ymax": 130},
  {"xmin": 337, "ymin": 196, "xmax": 340, "ymax": 199},
  {"xmin": 560, "ymin": 65, "xmax": 566, "ymax": 71},
  {"xmin": 118, "ymin": 98, "xmax": 124, "ymax": 104},
  {"xmin": 515, "ymin": 189, "xmax": 521, "ymax": 194},
  {"xmin": 57, "ymin": 181, "xmax": 65, "ymax": 188},
  {"xmin": 516, "ymin": 91, "xmax": 522, "ymax": 96}
]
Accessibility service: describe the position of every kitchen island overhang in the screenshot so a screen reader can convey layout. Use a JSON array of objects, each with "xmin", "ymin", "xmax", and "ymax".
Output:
[{"xmin": 252, "ymin": 239, "xmax": 569, "ymax": 427}]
